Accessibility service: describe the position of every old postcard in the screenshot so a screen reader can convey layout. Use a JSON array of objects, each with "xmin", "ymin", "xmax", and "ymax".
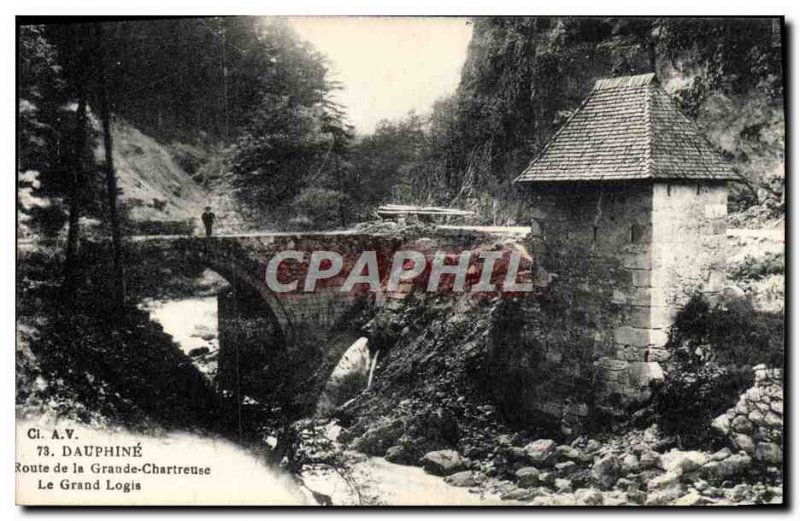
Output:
[{"xmin": 15, "ymin": 15, "xmax": 785, "ymax": 506}]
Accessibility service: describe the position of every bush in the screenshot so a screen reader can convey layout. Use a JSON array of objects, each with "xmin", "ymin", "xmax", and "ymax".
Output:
[
  {"xmin": 727, "ymin": 252, "xmax": 785, "ymax": 282},
  {"xmin": 292, "ymin": 188, "xmax": 350, "ymax": 230},
  {"xmin": 655, "ymin": 294, "xmax": 784, "ymax": 443},
  {"xmin": 669, "ymin": 294, "xmax": 784, "ymax": 368}
]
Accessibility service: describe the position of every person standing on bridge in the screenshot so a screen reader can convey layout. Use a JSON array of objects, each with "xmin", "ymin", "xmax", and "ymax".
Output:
[{"xmin": 201, "ymin": 206, "xmax": 216, "ymax": 237}]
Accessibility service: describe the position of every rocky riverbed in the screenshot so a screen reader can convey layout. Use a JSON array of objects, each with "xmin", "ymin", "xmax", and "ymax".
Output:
[{"xmin": 291, "ymin": 416, "xmax": 782, "ymax": 506}]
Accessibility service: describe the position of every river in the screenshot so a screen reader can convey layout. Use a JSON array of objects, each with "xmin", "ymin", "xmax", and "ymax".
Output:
[{"xmin": 139, "ymin": 293, "xmax": 503, "ymax": 505}]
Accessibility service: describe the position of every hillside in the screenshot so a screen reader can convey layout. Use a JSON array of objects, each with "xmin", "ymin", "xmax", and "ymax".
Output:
[{"xmin": 108, "ymin": 120, "xmax": 210, "ymax": 224}]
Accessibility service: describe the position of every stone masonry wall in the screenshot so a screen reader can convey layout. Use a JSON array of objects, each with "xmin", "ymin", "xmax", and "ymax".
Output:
[
  {"xmin": 526, "ymin": 180, "xmax": 727, "ymax": 417},
  {"xmin": 711, "ymin": 364, "xmax": 783, "ymax": 466},
  {"xmin": 649, "ymin": 181, "xmax": 728, "ymax": 357},
  {"xmin": 529, "ymin": 183, "xmax": 660, "ymax": 412}
]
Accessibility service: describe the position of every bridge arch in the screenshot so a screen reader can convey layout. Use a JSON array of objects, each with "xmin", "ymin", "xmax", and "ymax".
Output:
[{"xmin": 170, "ymin": 239, "xmax": 300, "ymax": 344}]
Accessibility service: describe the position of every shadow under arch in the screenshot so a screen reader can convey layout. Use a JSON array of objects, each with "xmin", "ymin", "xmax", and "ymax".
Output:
[{"xmin": 176, "ymin": 239, "xmax": 300, "ymax": 345}]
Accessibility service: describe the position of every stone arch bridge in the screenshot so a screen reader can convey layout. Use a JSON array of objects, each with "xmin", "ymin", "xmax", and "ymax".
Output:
[{"xmin": 131, "ymin": 232, "xmax": 406, "ymax": 346}]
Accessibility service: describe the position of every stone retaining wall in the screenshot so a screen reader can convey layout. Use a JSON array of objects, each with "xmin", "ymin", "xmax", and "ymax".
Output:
[{"xmin": 712, "ymin": 364, "xmax": 783, "ymax": 465}]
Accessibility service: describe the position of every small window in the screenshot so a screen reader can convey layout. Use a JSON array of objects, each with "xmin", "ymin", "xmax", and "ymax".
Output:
[{"xmin": 630, "ymin": 223, "xmax": 644, "ymax": 243}]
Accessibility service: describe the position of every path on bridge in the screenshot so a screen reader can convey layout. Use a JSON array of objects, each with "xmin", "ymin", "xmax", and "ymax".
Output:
[{"xmin": 17, "ymin": 225, "xmax": 532, "ymax": 249}]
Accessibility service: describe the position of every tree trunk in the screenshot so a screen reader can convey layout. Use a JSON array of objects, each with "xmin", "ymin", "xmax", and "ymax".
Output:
[
  {"xmin": 63, "ymin": 90, "xmax": 87, "ymax": 300},
  {"xmin": 96, "ymin": 25, "xmax": 126, "ymax": 310}
]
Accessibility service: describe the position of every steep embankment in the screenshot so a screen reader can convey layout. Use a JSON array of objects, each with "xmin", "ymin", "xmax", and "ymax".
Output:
[
  {"xmin": 108, "ymin": 120, "xmax": 209, "ymax": 224},
  {"xmin": 101, "ymin": 119, "xmax": 251, "ymax": 234}
]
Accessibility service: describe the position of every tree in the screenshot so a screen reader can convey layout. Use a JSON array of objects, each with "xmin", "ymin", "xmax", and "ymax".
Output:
[
  {"xmin": 379, "ymin": 17, "xmax": 783, "ymax": 222},
  {"xmin": 94, "ymin": 24, "xmax": 126, "ymax": 309},
  {"xmin": 350, "ymin": 113, "xmax": 427, "ymax": 208},
  {"xmin": 230, "ymin": 19, "xmax": 353, "ymax": 220},
  {"xmin": 17, "ymin": 24, "xmax": 69, "ymax": 239}
]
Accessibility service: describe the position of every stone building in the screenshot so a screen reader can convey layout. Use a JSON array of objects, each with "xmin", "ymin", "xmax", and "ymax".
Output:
[{"xmin": 515, "ymin": 73, "xmax": 735, "ymax": 407}]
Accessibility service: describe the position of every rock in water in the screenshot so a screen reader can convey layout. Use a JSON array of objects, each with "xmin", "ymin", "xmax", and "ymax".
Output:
[
  {"xmin": 445, "ymin": 470, "xmax": 478, "ymax": 487},
  {"xmin": 317, "ymin": 337, "xmax": 370, "ymax": 413},
  {"xmin": 420, "ymin": 449, "xmax": 466, "ymax": 476},
  {"xmin": 384, "ymin": 445, "xmax": 412, "ymax": 465},
  {"xmin": 188, "ymin": 346, "xmax": 210, "ymax": 357}
]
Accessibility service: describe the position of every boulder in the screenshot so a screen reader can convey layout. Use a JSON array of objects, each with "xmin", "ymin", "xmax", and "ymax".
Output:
[
  {"xmin": 584, "ymin": 439, "xmax": 601, "ymax": 453},
  {"xmin": 500, "ymin": 487, "xmax": 536, "ymax": 501},
  {"xmin": 711, "ymin": 414, "xmax": 731, "ymax": 435},
  {"xmin": 674, "ymin": 490, "xmax": 707, "ymax": 506},
  {"xmin": 710, "ymin": 448, "xmax": 732, "ymax": 461},
  {"xmin": 352, "ymin": 418, "xmax": 404, "ymax": 456},
  {"xmin": 557, "ymin": 444, "xmax": 580, "ymax": 461},
  {"xmin": 725, "ymin": 484, "xmax": 755, "ymax": 504},
  {"xmin": 384, "ymin": 445, "xmax": 413, "ymax": 465},
  {"xmin": 575, "ymin": 488, "xmax": 603, "ymax": 505},
  {"xmin": 554, "ymin": 478, "xmax": 573, "ymax": 493},
  {"xmin": 731, "ymin": 415, "xmax": 753, "ymax": 434},
  {"xmin": 733, "ymin": 433, "xmax": 755, "ymax": 454},
  {"xmin": 647, "ymin": 470, "xmax": 682, "ymax": 491},
  {"xmin": 445, "ymin": 470, "xmax": 479, "ymax": 487},
  {"xmin": 755, "ymin": 442, "xmax": 782, "ymax": 464},
  {"xmin": 700, "ymin": 453, "xmax": 752, "ymax": 482},
  {"xmin": 620, "ymin": 453, "xmax": 639, "ymax": 474},
  {"xmin": 748, "ymin": 410, "xmax": 765, "ymax": 426},
  {"xmin": 764, "ymin": 411, "xmax": 782, "ymax": 428},
  {"xmin": 505, "ymin": 446, "xmax": 528, "ymax": 463},
  {"xmin": 420, "ymin": 450, "xmax": 466, "ymax": 476},
  {"xmin": 639, "ymin": 450, "xmax": 661, "ymax": 469},
  {"xmin": 626, "ymin": 489, "xmax": 647, "ymax": 505},
  {"xmin": 591, "ymin": 453, "xmax": 620, "ymax": 490},
  {"xmin": 555, "ymin": 461, "xmax": 578, "ymax": 475},
  {"xmin": 538, "ymin": 471, "xmax": 555, "ymax": 487},
  {"xmin": 661, "ymin": 450, "xmax": 708, "ymax": 474},
  {"xmin": 515, "ymin": 466, "xmax": 540, "ymax": 488},
  {"xmin": 524, "ymin": 439, "xmax": 557, "ymax": 465}
]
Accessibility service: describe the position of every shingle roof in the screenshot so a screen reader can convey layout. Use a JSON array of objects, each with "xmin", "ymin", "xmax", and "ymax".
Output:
[{"xmin": 515, "ymin": 73, "xmax": 735, "ymax": 183}]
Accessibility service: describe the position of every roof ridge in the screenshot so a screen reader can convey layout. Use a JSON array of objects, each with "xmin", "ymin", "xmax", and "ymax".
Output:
[
  {"xmin": 516, "ymin": 72, "xmax": 734, "ymax": 184},
  {"xmin": 594, "ymin": 73, "xmax": 656, "ymax": 91},
  {"xmin": 643, "ymin": 83, "xmax": 656, "ymax": 178}
]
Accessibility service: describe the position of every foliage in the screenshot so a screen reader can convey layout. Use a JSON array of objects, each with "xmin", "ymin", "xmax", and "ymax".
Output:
[
  {"xmin": 668, "ymin": 294, "xmax": 784, "ymax": 369},
  {"xmin": 16, "ymin": 247, "xmax": 219, "ymax": 430},
  {"xmin": 226, "ymin": 19, "xmax": 354, "ymax": 218},
  {"xmin": 291, "ymin": 188, "xmax": 350, "ymax": 230},
  {"xmin": 350, "ymin": 113, "xmax": 428, "ymax": 207},
  {"xmin": 727, "ymin": 252, "xmax": 785, "ymax": 283},
  {"xmin": 655, "ymin": 293, "xmax": 784, "ymax": 441},
  {"xmin": 349, "ymin": 17, "xmax": 784, "ymax": 223}
]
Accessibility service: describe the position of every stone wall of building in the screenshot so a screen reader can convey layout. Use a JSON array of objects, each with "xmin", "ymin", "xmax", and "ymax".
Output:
[
  {"xmin": 527, "ymin": 182, "xmax": 659, "ymax": 414},
  {"xmin": 523, "ymin": 180, "xmax": 727, "ymax": 418},
  {"xmin": 649, "ymin": 181, "xmax": 728, "ymax": 356}
]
